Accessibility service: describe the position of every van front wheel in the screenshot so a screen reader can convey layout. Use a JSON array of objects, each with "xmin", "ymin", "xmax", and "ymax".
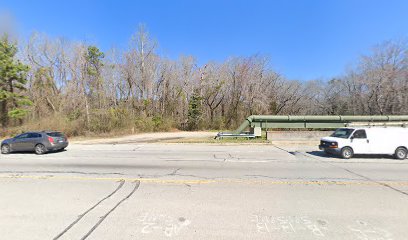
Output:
[
  {"xmin": 394, "ymin": 147, "xmax": 407, "ymax": 160},
  {"xmin": 341, "ymin": 147, "xmax": 353, "ymax": 159}
]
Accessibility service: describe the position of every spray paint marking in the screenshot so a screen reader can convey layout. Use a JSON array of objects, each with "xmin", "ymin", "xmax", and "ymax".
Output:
[
  {"xmin": 348, "ymin": 220, "xmax": 393, "ymax": 240},
  {"xmin": 251, "ymin": 215, "xmax": 326, "ymax": 237},
  {"xmin": 137, "ymin": 212, "xmax": 191, "ymax": 237}
]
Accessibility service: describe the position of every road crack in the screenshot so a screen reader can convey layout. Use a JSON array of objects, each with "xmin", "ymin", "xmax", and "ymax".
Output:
[
  {"xmin": 296, "ymin": 151, "xmax": 408, "ymax": 197},
  {"xmin": 168, "ymin": 168, "xmax": 181, "ymax": 176}
]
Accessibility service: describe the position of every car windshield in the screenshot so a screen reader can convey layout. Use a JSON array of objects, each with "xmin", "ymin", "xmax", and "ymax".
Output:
[
  {"xmin": 330, "ymin": 128, "xmax": 354, "ymax": 139},
  {"xmin": 14, "ymin": 133, "xmax": 29, "ymax": 139}
]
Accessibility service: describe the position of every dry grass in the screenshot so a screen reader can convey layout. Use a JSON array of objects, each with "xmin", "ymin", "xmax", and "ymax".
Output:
[{"xmin": 0, "ymin": 113, "xmax": 177, "ymax": 138}]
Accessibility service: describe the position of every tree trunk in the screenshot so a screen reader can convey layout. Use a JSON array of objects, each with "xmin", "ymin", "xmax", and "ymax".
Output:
[{"xmin": 0, "ymin": 100, "xmax": 8, "ymax": 128}]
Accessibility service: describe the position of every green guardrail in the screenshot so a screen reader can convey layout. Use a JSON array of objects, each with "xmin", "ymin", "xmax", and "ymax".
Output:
[{"xmin": 234, "ymin": 115, "xmax": 408, "ymax": 134}]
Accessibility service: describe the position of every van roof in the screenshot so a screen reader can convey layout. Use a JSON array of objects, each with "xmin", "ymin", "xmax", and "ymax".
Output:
[{"xmin": 340, "ymin": 127, "xmax": 408, "ymax": 130}]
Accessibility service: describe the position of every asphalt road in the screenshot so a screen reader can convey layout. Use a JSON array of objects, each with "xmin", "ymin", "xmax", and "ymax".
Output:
[{"xmin": 1, "ymin": 143, "xmax": 408, "ymax": 240}]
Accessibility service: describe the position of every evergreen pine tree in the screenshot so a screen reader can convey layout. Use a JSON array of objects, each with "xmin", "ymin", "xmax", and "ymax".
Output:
[
  {"xmin": 187, "ymin": 90, "xmax": 202, "ymax": 130},
  {"xmin": 0, "ymin": 34, "xmax": 31, "ymax": 128}
]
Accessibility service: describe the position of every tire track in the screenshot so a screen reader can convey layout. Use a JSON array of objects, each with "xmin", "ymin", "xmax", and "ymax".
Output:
[
  {"xmin": 53, "ymin": 180, "xmax": 125, "ymax": 240},
  {"xmin": 80, "ymin": 180, "xmax": 140, "ymax": 240}
]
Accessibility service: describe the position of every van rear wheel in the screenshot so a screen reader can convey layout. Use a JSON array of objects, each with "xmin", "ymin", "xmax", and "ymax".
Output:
[
  {"xmin": 394, "ymin": 147, "xmax": 407, "ymax": 159},
  {"xmin": 341, "ymin": 147, "xmax": 353, "ymax": 159}
]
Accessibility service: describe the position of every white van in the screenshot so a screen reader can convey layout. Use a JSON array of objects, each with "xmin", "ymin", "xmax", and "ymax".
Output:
[{"xmin": 319, "ymin": 127, "xmax": 408, "ymax": 159}]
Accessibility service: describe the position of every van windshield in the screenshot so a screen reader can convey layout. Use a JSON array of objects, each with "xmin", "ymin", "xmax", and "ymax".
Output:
[{"xmin": 330, "ymin": 129, "xmax": 354, "ymax": 139}]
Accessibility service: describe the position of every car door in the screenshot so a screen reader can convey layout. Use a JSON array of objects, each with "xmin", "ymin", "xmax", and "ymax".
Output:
[
  {"xmin": 25, "ymin": 133, "xmax": 42, "ymax": 151},
  {"xmin": 10, "ymin": 133, "xmax": 30, "ymax": 151},
  {"xmin": 350, "ymin": 129, "xmax": 370, "ymax": 154}
]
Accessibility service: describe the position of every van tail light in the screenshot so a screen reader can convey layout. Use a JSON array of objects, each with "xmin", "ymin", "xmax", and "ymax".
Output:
[{"xmin": 48, "ymin": 136, "xmax": 55, "ymax": 144}]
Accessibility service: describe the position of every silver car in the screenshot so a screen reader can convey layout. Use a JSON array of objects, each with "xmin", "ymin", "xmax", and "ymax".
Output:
[{"xmin": 1, "ymin": 131, "xmax": 68, "ymax": 155}]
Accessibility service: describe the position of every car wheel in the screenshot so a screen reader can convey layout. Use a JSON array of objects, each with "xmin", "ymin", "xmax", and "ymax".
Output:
[
  {"xmin": 1, "ymin": 144, "xmax": 10, "ymax": 154},
  {"xmin": 341, "ymin": 147, "xmax": 353, "ymax": 159},
  {"xmin": 394, "ymin": 147, "xmax": 407, "ymax": 160},
  {"xmin": 35, "ymin": 144, "xmax": 47, "ymax": 155}
]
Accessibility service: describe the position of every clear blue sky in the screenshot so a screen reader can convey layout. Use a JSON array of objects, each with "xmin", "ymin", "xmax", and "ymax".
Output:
[{"xmin": 2, "ymin": 0, "xmax": 408, "ymax": 80}]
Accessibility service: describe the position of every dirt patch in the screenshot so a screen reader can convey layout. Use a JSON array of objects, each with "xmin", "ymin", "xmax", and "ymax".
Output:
[
  {"xmin": 67, "ymin": 130, "xmax": 330, "ymax": 145},
  {"xmin": 70, "ymin": 131, "xmax": 216, "ymax": 144}
]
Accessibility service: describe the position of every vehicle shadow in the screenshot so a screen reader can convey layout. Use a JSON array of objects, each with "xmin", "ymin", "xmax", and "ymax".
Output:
[
  {"xmin": 5, "ymin": 149, "xmax": 66, "ymax": 155},
  {"xmin": 307, "ymin": 151, "xmax": 338, "ymax": 158},
  {"xmin": 307, "ymin": 151, "xmax": 399, "ymax": 160}
]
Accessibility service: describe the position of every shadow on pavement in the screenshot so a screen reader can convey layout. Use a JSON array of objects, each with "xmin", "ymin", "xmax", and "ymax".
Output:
[
  {"xmin": 4, "ymin": 149, "xmax": 66, "ymax": 155},
  {"xmin": 307, "ymin": 151, "xmax": 339, "ymax": 158},
  {"xmin": 307, "ymin": 151, "xmax": 402, "ymax": 160}
]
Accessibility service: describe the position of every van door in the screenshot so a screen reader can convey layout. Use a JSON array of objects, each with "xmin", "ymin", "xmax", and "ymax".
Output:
[
  {"xmin": 367, "ymin": 129, "xmax": 390, "ymax": 154},
  {"xmin": 350, "ymin": 130, "xmax": 370, "ymax": 154}
]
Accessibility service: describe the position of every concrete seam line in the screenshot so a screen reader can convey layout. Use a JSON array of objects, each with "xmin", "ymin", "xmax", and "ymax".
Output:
[
  {"xmin": 53, "ymin": 180, "xmax": 125, "ymax": 240},
  {"xmin": 80, "ymin": 180, "xmax": 141, "ymax": 240},
  {"xmin": 341, "ymin": 167, "xmax": 408, "ymax": 197},
  {"xmin": 298, "ymin": 151, "xmax": 408, "ymax": 197},
  {"xmin": 271, "ymin": 145, "xmax": 408, "ymax": 192},
  {"xmin": 1, "ymin": 174, "xmax": 408, "ymax": 186}
]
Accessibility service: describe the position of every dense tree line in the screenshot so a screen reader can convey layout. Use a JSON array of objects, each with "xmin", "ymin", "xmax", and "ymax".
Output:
[{"xmin": 1, "ymin": 26, "xmax": 408, "ymax": 135}]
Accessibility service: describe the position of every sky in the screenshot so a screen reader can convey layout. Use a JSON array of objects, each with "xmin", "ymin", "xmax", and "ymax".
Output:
[{"xmin": 1, "ymin": 0, "xmax": 408, "ymax": 81}]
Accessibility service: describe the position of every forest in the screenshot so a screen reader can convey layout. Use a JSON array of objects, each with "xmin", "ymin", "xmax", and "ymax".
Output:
[{"xmin": 1, "ymin": 26, "xmax": 408, "ymax": 136}]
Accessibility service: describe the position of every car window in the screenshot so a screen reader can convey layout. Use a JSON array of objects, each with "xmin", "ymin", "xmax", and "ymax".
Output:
[
  {"xmin": 352, "ymin": 130, "xmax": 367, "ymax": 139},
  {"xmin": 15, "ymin": 133, "xmax": 29, "ymax": 139},
  {"xmin": 28, "ymin": 133, "xmax": 42, "ymax": 138},
  {"xmin": 47, "ymin": 132, "xmax": 64, "ymax": 137}
]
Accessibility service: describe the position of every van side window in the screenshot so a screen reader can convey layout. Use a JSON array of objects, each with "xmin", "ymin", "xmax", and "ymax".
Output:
[{"xmin": 352, "ymin": 130, "xmax": 367, "ymax": 139}]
